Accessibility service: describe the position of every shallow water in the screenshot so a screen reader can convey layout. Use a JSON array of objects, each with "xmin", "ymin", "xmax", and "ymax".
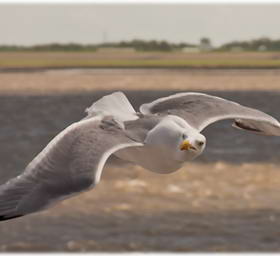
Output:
[
  {"xmin": 0, "ymin": 90, "xmax": 279, "ymax": 181},
  {"xmin": 0, "ymin": 89, "xmax": 280, "ymax": 252}
]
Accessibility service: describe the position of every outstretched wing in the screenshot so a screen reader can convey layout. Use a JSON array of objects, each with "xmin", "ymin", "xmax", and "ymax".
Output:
[
  {"xmin": 0, "ymin": 116, "xmax": 142, "ymax": 221},
  {"xmin": 140, "ymin": 92, "xmax": 280, "ymax": 135}
]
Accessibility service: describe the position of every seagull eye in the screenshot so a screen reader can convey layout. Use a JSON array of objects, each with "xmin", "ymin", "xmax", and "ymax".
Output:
[
  {"xmin": 197, "ymin": 141, "xmax": 204, "ymax": 147},
  {"xmin": 182, "ymin": 134, "xmax": 187, "ymax": 140}
]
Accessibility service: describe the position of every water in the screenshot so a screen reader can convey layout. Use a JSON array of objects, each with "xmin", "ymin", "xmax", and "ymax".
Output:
[
  {"xmin": 0, "ymin": 89, "xmax": 280, "ymax": 252},
  {"xmin": 0, "ymin": 90, "xmax": 279, "ymax": 182}
]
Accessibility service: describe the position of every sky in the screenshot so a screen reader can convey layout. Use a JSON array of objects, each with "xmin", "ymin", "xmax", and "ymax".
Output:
[{"xmin": 0, "ymin": 3, "xmax": 280, "ymax": 46}]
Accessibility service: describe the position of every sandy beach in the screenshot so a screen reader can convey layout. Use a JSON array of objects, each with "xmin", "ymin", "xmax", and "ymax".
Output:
[{"xmin": 0, "ymin": 68, "xmax": 280, "ymax": 95}]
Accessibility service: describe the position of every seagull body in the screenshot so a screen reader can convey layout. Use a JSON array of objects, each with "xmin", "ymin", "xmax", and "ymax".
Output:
[
  {"xmin": 116, "ymin": 115, "xmax": 206, "ymax": 173},
  {"xmin": 0, "ymin": 91, "xmax": 280, "ymax": 221}
]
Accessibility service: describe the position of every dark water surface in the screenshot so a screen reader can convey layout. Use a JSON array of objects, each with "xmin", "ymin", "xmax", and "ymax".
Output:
[
  {"xmin": 0, "ymin": 90, "xmax": 279, "ymax": 181},
  {"xmin": 0, "ymin": 90, "xmax": 280, "ymax": 252}
]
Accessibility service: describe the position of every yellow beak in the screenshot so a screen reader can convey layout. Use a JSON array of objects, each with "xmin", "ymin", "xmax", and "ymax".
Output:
[{"xmin": 180, "ymin": 140, "xmax": 196, "ymax": 151}]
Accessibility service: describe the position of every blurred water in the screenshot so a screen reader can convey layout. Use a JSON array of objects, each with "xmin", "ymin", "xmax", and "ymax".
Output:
[
  {"xmin": 1, "ymin": 90, "xmax": 280, "ymax": 170},
  {"xmin": 0, "ymin": 90, "xmax": 280, "ymax": 252}
]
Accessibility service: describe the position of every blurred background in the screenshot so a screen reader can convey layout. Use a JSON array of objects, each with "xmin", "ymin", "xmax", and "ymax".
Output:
[{"xmin": 1, "ymin": 1, "xmax": 280, "ymax": 252}]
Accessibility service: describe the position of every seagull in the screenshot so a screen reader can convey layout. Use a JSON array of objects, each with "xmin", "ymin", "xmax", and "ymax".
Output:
[{"xmin": 0, "ymin": 91, "xmax": 280, "ymax": 221}]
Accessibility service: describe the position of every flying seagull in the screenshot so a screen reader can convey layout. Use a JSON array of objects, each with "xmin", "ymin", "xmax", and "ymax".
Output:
[{"xmin": 0, "ymin": 91, "xmax": 280, "ymax": 221}]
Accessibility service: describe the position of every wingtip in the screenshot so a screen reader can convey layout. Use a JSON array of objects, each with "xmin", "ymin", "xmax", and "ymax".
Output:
[{"xmin": 0, "ymin": 214, "xmax": 23, "ymax": 222}]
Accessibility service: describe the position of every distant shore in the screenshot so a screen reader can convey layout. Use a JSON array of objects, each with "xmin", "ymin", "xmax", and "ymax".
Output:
[
  {"xmin": 0, "ymin": 68, "xmax": 280, "ymax": 95},
  {"xmin": 2, "ymin": 66, "xmax": 280, "ymax": 73}
]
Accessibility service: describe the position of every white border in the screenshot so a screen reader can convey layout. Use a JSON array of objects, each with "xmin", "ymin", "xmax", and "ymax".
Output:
[{"xmin": 0, "ymin": 0, "xmax": 280, "ymax": 4}]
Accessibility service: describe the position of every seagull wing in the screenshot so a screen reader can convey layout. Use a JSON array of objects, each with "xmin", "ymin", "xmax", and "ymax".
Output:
[
  {"xmin": 0, "ymin": 116, "xmax": 142, "ymax": 221},
  {"xmin": 84, "ymin": 91, "xmax": 138, "ymax": 122},
  {"xmin": 140, "ymin": 92, "xmax": 280, "ymax": 135}
]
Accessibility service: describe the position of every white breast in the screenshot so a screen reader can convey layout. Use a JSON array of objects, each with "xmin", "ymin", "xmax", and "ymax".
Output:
[{"xmin": 114, "ymin": 145, "xmax": 183, "ymax": 174}]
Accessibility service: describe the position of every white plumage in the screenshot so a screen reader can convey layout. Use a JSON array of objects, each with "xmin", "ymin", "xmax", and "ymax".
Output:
[{"xmin": 0, "ymin": 91, "xmax": 279, "ymax": 221}]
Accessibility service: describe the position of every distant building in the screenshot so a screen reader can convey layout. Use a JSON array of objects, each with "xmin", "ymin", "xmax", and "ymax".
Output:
[
  {"xmin": 199, "ymin": 38, "xmax": 213, "ymax": 52},
  {"xmin": 258, "ymin": 45, "xmax": 267, "ymax": 51},
  {"xmin": 97, "ymin": 47, "xmax": 135, "ymax": 53},
  {"xmin": 230, "ymin": 46, "xmax": 244, "ymax": 52},
  {"xmin": 182, "ymin": 46, "xmax": 200, "ymax": 53}
]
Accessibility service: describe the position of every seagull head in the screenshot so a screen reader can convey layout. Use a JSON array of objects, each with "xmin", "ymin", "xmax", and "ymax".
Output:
[
  {"xmin": 144, "ymin": 115, "xmax": 206, "ymax": 162},
  {"xmin": 178, "ymin": 128, "xmax": 206, "ymax": 161}
]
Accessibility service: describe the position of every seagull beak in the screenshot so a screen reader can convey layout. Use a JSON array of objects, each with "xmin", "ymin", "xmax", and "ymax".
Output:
[{"xmin": 180, "ymin": 140, "xmax": 197, "ymax": 151}]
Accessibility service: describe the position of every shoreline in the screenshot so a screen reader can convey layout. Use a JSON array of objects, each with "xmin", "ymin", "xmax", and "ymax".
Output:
[
  {"xmin": 1, "ymin": 66, "xmax": 280, "ymax": 73},
  {"xmin": 0, "ymin": 68, "xmax": 280, "ymax": 94}
]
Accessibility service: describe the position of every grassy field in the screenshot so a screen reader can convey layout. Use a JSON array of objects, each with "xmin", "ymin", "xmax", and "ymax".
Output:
[{"xmin": 1, "ymin": 51, "xmax": 280, "ymax": 69}]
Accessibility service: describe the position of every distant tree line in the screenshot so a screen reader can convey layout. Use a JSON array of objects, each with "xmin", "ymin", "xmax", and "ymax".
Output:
[
  {"xmin": 116, "ymin": 39, "xmax": 195, "ymax": 51},
  {"xmin": 2, "ymin": 37, "xmax": 280, "ymax": 52},
  {"xmin": 218, "ymin": 37, "xmax": 280, "ymax": 52},
  {"xmin": 0, "ymin": 43, "xmax": 97, "ymax": 52},
  {"xmin": 0, "ymin": 40, "xmax": 196, "ymax": 52}
]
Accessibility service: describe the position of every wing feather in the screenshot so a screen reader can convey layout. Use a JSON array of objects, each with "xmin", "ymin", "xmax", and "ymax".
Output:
[
  {"xmin": 140, "ymin": 92, "xmax": 280, "ymax": 135},
  {"xmin": 0, "ymin": 116, "xmax": 142, "ymax": 221},
  {"xmin": 85, "ymin": 91, "xmax": 138, "ymax": 122}
]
